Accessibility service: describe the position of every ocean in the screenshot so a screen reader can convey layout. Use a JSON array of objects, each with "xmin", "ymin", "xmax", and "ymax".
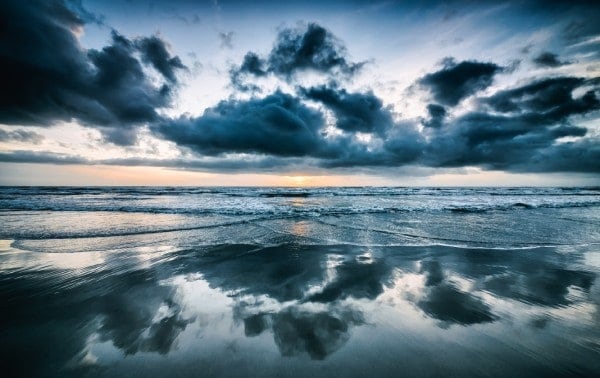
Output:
[{"xmin": 1, "ymin": 187, "xmax": 599, "ymax": 377}]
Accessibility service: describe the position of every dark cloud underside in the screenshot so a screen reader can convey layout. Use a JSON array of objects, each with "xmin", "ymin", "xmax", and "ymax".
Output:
[
  {"xmin": 419, "ymin": 59, "xmax": 503, "ymax": 106},
  {"xmin": 156, "ymin": 72, "xmax": 600, "ymax": 172},
  {"xmin": 301, "ymin": 85, "xmax": 394, "ymax": 135},
  {"xmin": 425, "ymin": 76, "xmax": 599, "ymax": 171},
  {"xmin": 0, "ymin": 0, "xmax": 185, "ymax": 145},
  {"xmin": 422, "ymin": 104, "xmax": 447, "ymax": 129},
  {"xmin": 532, "ymin": 52, "xmax": 568, "ymax": 67},
  {"xmin": 155, "ymin": 91, "xmax": 330, "ymax": 157}
]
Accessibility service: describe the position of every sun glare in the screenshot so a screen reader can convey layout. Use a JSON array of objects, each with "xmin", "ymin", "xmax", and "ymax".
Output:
[{"xmin": 290, "ymin": 176, "xmax": 308, "ymax": 186}]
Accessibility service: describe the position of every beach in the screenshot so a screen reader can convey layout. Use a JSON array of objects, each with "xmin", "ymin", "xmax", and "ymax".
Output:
[{"xmin": 1, "ymin": 187, "xmax": 599, "ymax": 377}]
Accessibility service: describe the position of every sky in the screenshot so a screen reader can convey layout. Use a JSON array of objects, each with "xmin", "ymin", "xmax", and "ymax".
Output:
[{"xmin": 0, "ymin": 0, "xmax": 599, "ymax": 186}]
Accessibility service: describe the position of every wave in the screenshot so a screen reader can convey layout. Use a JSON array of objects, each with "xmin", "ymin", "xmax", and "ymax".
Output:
[
  {"xmin": 448, "ymin": 202, "xmax": 537, "ymax": 213},
  {"xmin": 3, "ymin": 217, "xmax": 276, "ymax": 240},
  {"xmin": 1, "ymin": 200, "xmax": 599, "ymax": 216}
]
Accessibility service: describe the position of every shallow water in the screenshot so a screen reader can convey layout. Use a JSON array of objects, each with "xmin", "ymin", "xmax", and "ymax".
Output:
[{"xmin": 1, "ymin": 187, "xmax": 599, "ymax": 377}]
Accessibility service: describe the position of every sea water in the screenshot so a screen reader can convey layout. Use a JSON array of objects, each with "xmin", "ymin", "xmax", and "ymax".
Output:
[{"xmin": 1, "ymin": 187, "xmax": 599, "ymax": 377}]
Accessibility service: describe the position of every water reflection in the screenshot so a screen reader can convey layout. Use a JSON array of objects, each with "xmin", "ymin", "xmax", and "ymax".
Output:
[
  {"xmin": 1, "ymin": 243, "xmax": 598, "ymax": 376},
  {"xmin": 240, "ymin": 308, "xmax": 364, "ymax": 360},
  {"xmin": 416, "ymin": 260, "xmax": 496, "ymax": 326}
]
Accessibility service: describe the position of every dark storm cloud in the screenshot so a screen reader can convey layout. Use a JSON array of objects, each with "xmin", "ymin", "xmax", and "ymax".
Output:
[
  {"xmin": 422, "ymin": 104, "xmax": 447, "ymax": 129},
  {"xmin": 5, "ymin": 69, "xmax": 599, "ymax": 173},
  {"xmin": 65, "ymin": 0, "xmax": 105, "ymax": 25},
  {"xmin": 229, "ymin": 52, "xmax": 267, "ymax": 91},
  {"xmin": 136, "ymin": 36, "xmax": 187, "ymax": 82},
  {"xmin": 155, "ymin": 87, "xmax": 425, "ymax": 168},
  {"xmin": 6, "ymin": 72, "xmax": 597, "ymax": 173},
  {"xmin": 300, "ymin": 86, "xmax": 424, "ymax": 168},
  {"xmin": 424, "ymin": 76, "xmax": 599, "ymax": 171},
  {"xmin": 238, "ymin": 53, "xmax": 268, "ymax": 76},
  {"xmin": 482, "ymin": 77, "xmax": 598, "ymax": 117},
  {"xmin": 419, "ymin": 59, "xmax": 503, "ymax": 106},
  {"xmin": 532, "ymin": 52, "xmax": 569, "ymax": 67},
  {"xmin": 230, "ymin": 23, "xmax": 365, "ymax": 89},
  {"xmin": 0, "ymin": 129, "xmax": 44, "ymax": 144},
  {"xmin": 301, "ymin": 85, "xmax": 394, "ymax": 135},
  {"xmin": 268, "ymin": 23, "xmax": 365, "ymax": 77},
  {"xmin": 511, "ymin": 139, "xmax": 600, "ymax": 173},
  {"xmin": 1, "ymin": 1, "xmax": 598, "ymax": 175},
  {"xmin": 154, "ymin": 91, "xmax": 333, "ymax": 157},
  {"xmin": 424, "ymin": 113, "xmax": 591, "ymax": 171},
  {"xmin": 0, "ymin": 0, "xmax": 185, "ymax": 145}
]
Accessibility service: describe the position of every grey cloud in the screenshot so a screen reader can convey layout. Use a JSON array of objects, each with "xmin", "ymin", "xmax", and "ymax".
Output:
[
  {"xmin": 482, "ymin": 77, "xmax": 598, "ymax": 117},
  {"xmin": 563, "ymin": 18, "xmax": 600, "ymax": 43},
  {"xmin": 424, "ymin": 112, "xmax": 592, "ymax": 171},
  {"xmin": 238, "ymin": 53, "xmax": 267, "ymax": 76},
  {"xmin": 0, "ymin": 150, "xmax": 311, "ymax": 172},
  {"xmin": 422, "ymin": 104, "xmax": 447, "ymax": 129},
  {"xmin": 422, "ymin": 74, "xmax": 599, "ymax": 171},
  {"xmin": 421, "ymin": 76, "xmax": 599, "ymax": 172},
  {"xmin": 533, "ymin": 51, "xmax": 569, "ymax": 67},
  {"xmin": 300, "ymin": 85, "xmax": 424, "ymax": 166},
  {"xmin": 510, "ymin": 139, "xmax": 600, "ymax": 173},
  {"xmin": 65, "ymin": 0, "xmax": 105, "ymax": 25},
  {"xmin": 5, "ymin": 70, "xmax": 599, "ymax": 174},
  {"xmin": 267, "ymin": 23, "xmax": 364, "ymax": 77},
  {"xmin": 230, "ymin": 23, "xmax": 365, "ymax": 90},
  {"xmin": 154, "ymin": 86, "xmax": 426, "ymax": 168},
  {"xmin": 301, "ymin": 85, "xmax": 394, "ymax": 136},
  {"xmin": 0, "ymin": 0, "xmax": 185, "ymax": 145},
  {"xmin": 0, "ymin": 129, "xmax": 44, "ymax": 144},
  {"xmin": 136, "ymin": 36, "xmax": 187, "ymax": 83},
  {"xmin": 229, "ymin": 52, "xmax": 267, "ymax": 91},
  {"xmin": 218, "ymin": 31, "xmax": 234, "ymax": 49},
  {"xmin": 2, "ymin": 0, "xmax": 599, "ymax": 180},
  {"xmin": 0, "ymin": 150, "xmax": 87, "ymax": 165},
  {"xmin": 419, "ymin": 59, "xmax": 503, "ymax": 106},
  {"xmin": 154, "ymin": 91, "xmax": 334, "ymax": 158}
]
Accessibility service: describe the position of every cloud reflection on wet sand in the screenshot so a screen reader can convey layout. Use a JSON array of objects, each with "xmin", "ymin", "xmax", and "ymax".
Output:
[{"xmin": 1, "ymin": 242, "xmax": 599, "ymax": 377}]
